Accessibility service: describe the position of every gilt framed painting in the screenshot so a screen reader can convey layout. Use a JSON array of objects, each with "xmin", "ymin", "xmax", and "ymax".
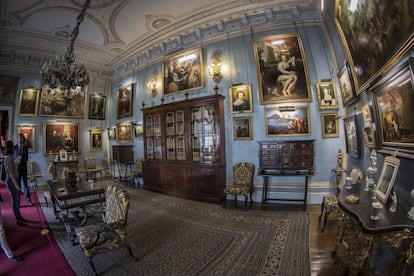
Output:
[
  {"xmin": 253, "ymin": 33, "xmax": 312, "ymax": 104},
  {"xmin": 316, "ymin": 81, "xmax": 338, "ymax": 110},
  {"xmin": 43, "ymin": 122, "xmax": 80, "ymax": 155},
  {"xmin": 265, "ymin": 106, "xmax": 310, "ymax": 137},
  {"xmin": 162, "ymin": 48, "xmax": 203, "ymax": 96},
  {"xmin": 18, "ymin": 88, "xmax": 39, "ymax": 116},
  {"xmin": 89, "ymin": 94, "xmax": 106, "ymax": 120},
  {"xmin": 17, "ymin": 125, "xmax": 36, "ymax": 152},
  {"xmin": 39, "ymin": 86, "xmax": 87, "ymax": 118},
  {"xmin": 335, "ymin": 0, "xmax": 414, "ymax": 92}
]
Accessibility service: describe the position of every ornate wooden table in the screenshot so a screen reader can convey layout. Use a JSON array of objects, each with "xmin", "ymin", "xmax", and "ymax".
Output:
[
  {"xmin": 332, "ymin": 182, "xmax": 414, "ymax": 275},
  {"xmin": 47, "ymin": 180, "xmax": 106, "ymax": 243}
]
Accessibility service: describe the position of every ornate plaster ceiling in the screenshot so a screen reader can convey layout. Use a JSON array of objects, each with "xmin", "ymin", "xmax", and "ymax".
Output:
[{"xmin": 0, "ymin": 0, "xmax": 321, "ymax": 79}]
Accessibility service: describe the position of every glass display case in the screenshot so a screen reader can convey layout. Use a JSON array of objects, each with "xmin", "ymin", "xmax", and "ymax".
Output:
[{"xmin": 142, "ymin": 94, "xmax": 226, "ymax": 202}]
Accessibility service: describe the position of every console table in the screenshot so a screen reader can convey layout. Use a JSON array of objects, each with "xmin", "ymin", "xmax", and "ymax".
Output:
[
  {"xmin": 333, "ymin": 182, "xmax": 414, "ymax": 275},
  {"xmin": 257, "ymin": 140, "xmax": 314, "ymax": 210}
]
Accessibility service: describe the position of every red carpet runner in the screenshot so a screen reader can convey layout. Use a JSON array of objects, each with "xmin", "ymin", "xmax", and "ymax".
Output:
[{"xmin": 0, "ymin": 180, "xmax": 74, "ymax": 275}]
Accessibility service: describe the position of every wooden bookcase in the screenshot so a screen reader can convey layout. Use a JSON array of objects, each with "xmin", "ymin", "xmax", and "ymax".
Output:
[
  {"xmin": 257, "ymin": 140, "xmax": 314, "ymax": 210},
  {"xmin": 142, "ymin": 94, "xmax": 226, "ymax": 202}
]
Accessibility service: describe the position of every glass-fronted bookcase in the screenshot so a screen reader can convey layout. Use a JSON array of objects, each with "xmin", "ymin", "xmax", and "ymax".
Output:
[{"xmin": 142, "ymin": 94, "xmax": 226, "ymax": 202}]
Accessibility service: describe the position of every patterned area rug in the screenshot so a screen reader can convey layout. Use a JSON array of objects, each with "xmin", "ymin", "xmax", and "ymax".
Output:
[{"xmin": 41, "ymin": 186, "xmax": 310, "ymax": 275}]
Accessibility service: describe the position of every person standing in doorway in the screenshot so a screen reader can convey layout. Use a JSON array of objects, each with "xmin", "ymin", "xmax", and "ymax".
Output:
[
  {"xmin": 4, "ymin": 141, "xmax": 27, "ymax": 226},
  {"xmin": 14, "ymin": 134, "xmax": 32, "ymax": 205}
]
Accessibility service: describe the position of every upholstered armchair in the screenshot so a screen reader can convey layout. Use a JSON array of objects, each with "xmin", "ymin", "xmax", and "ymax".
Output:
[
  {"xmin": 223, "ymin": 162, "xmax": 255, "ymax": 209},
  {"xmin": 75, "ymin": 185, "xmax": 137, "ymax": 275}
]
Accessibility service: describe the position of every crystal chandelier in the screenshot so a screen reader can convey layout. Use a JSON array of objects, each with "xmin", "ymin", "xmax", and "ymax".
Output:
[{"xmin": 40, "ymin": 0, "xmax": 90, "ymax": 89}]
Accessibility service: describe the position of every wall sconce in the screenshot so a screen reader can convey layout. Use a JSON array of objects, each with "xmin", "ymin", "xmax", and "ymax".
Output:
[
  {"xmin": 147, "ymin": 70, "xmax": 159, "ymax": 97},
  {"xmin": 207, "ymin": 50, "xmax": 223, "ymax": 93}
]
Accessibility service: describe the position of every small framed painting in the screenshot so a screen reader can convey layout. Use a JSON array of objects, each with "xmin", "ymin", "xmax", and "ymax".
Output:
[
  {"xmin": 338, "ymin": 62, "xmax": 356, "ymax": 107},
  {"xmin": 321, "ymin": 112, "xmax": 339, "ymax": 138},
  {"xmin": 116, "ymin": 83, "xmax": 133, "ymax": 119},
  {"xmin": 18, "ymin": 88, "xmax": 39, "ymax": 116},
  {"xmin": 90, "ymin": 128, "xmax": 103, "ymax": 151},
  {"xmin": 229, "ymin": 84, "xmax": 253, "ymax": 113},
  {"xmin": 233, "ymin": 116, "xmax": 253, "ymax": 140},
  {"xmin": 134, "ymin": 123, "xmax": 143, "ymax": 137},
  {"xmin": 376, "ymin": 155, "xmax": 400, "ymax": 203},
  {"xmin": 363, "ymin": 126, "xmax": 376, "ymax": 149},
  {"xmin": 116, "ymin": 122, "xmax": 133, "ymax": 142},
  {"xmin": 361, "ymin": 104, "xmax": 373, "ymax": 123},
  {"xmin": 265, "ymin": 106, "xmax": 310, "ymax": 137},
  {"xmin": 59, "ymin": 150, "xmax": 68, "ymax": 161},
  {"xmin": 17, "ymin": 125, "xmax": 36, "ymax": 152},
  {"xmin": 108, "ymin": 127, "xmax": 116, "ymax": 140},
  {"xmin": 316, "ymin": 81, "xmax": 339, "ymax": 109},
  {"xmin": 344, "ymin": 115, "xmax": 360, "ymax": 158}
]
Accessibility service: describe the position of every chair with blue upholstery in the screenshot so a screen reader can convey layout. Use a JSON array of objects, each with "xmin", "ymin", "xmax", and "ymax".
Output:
[
  {"xmin": 75, "ymin": 184, "xmax": 137, "ymax": 275},
  {"xmin": 223, "ymin": 162, "xmax": 255, "ymax": 210}
]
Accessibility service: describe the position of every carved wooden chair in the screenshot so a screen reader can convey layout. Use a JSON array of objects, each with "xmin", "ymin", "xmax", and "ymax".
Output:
[
  {"xmin": 84, "ymin": 156, "xmax": 104, "ymax": 181},
  {"xmin": 125, "ymin": 158, "xmax": 144, "ymax": 188},
  {"xmin": 223, "ymin": 162, "xmax": 255, "ymax": 210},
  {"xmin": 75, "ymin": 185, "xmax": 138, "ymax": 275}
]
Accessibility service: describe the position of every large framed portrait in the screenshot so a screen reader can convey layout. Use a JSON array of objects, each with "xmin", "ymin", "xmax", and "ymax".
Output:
[
  {"xmin": 233, "ymin": 116, "xmax": 253, "ymax": 140},
  {"xmin": 43, "ymin": 122, "xmax": 80, "ymax": 155},
  {"xmin": 117, "ymin": 83, "xmax": 133, "ymax": 119},
  {"xmin": 343, "ymin": 115, "xmax": 360, "ymax": 158},
  {"xmin": 316, "ymin": 81, "xmax": 339, "ymax": 109},
  {"xmin": 363, "ymin": 126, "xmax": 376, "ymax": 149},
  {"xmin": 376, "ymin": 155, "xmax": 400, "ymax": 203},
  {"xmin": 265, "ymin": 106, "xmax": 310, "ymax": 137},
  {"xmin": 116, "ymin": 122, "xmax": 133, "ymax": 142},
  {"xmin": 335, "ymin": 0, "xmax": 414, "ymax": 92},
  {"xmin": 39, "ymin": 86, "xmax": 87, "ymax": 118},
  {"xmin": 229, "ymin": 84, "xmax": 253, "ymax": 113},
  {"xmin": 321, "ymin": 112, "xmax": 339, "ymax": 138},
  {"xmin": 162, "ymin": 48, "xmax": 203, "ymax": 96},
  {"xmin": 90, "ymin": 128, "xmax": 103, "ymax": 151},
  {"xmin": 88, "ymin": 94, "xmax": 106, "ymax": 120},
  {"xmin": 17, "ymin": 125, "xmax": 35, "ymax": 152},
  {"xmin": 18, "ymin": 88, "xmax": 39, "ymax": 116},
  {"xmin": 253, "ymin": 33, "xmax": 311, "ymax": 104},
  {"xmin": 0, "ymin": 75, "xmax": 19, "ymax": 105},
  {"xmin": 338, "ymin": 62, "xmax": 356, "ymax": 107},
  {"xmin": 372, "ymin": 58, "xmax": 414, "ymax": 157}
]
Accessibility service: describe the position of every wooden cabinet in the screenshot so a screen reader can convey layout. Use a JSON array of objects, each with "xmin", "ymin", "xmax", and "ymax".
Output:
[
  {"xmin": 257, "ymin": 140, "xmax": 314, "ymax": 210},
  {"xmin": 142, "ymin": 94, "xmax": 226, "ymax": 202},
  {"xmin": 258, "ymin": 140, "xmax": 314, "ymax": 174}
]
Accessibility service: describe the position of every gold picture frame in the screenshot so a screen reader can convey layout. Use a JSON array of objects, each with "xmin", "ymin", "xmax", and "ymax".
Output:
[
  {"xmin": 17, "ymin": 125, "xmax": 36, "ymax": 152},
  {"xmin": 134, "ymin": 122, "xmax": 143, "ymax": 137},
  {"xmin": 253, "ymin": 33, "xmax": 312, "ymax": 104},
  {"xmin": 361, "ymin": 104, "xmax": 373, "ymax": 122},
  {"xmin": 162, "ymin": 48, "xmax": 204, "ymax": 96},
  {"xmin": 321, "ymin": 112, "xmax": 339, "ymax": 138},
  {"xmin": 265, "ymin": 106, "xmax": 311, "ymax": 137},
  {"xmin": 90, "ymin": 128, "xmax": 103, "ymax": 151},
  {"xmin": 88, "ymin": 94, "xmax": 106, "ymax": 120},
  {"xmin": 116, "ymin": 122, "xmax": 133, "ymax": 142},
  {"xmin": 108, "ymin": 127, "xmax": 116, "ymax": 140},
  {"xmin": 18, "ymin": 88, "xmax": 39, "ymax": 116},
  {"xmin": 316, "ymin": 81, "xmax": 339, "ymax": 110},
  {"xmin": 363, "ymin": 126, "xmax": 376, "ymax": 149},
  {"xmin": 229, "ymin": 84, "xmax": 253, "ymax": 113},
  {"xmin": 233, "ymin": 116, "xmax": 253, "ymax": 140},
  {"xmin": 39, "ymin": 86, "xmax": 87, "ymax": 118},
  {"xmin": 43, "ymin": 122, "xmax": 80, "ymax": 155},
  {"xmin": 376, "ymin": 155, "xmax": 400, "ymax": 203}
]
